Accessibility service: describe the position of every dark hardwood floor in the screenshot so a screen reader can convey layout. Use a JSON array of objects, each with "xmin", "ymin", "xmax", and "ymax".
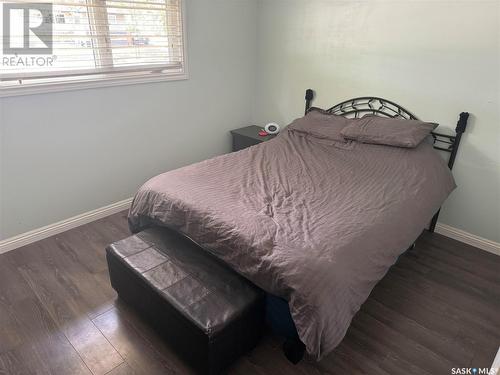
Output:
[{"xmin": 0, "ymin": 211, "xmax": 499, "ymax": 375}]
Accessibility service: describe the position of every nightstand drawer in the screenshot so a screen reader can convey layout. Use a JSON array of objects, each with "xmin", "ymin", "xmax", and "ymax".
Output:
[{"xmin": 232, "ymin": 133, "xmax": 262, "ymax": 152}]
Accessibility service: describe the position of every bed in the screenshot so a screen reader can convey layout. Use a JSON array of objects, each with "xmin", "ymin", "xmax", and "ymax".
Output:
[{"xmin": 128, "ymin": 90, "xmax": 469, "ymax": 360}]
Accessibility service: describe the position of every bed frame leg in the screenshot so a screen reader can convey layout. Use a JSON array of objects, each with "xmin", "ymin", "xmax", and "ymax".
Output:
[
  {"xmin": 429, "ymin": 210, "xmax": 440, "ymax": 232},
  {"xmin": 283, "ymin": 338, "xmax": 305, "ymax": 364}
]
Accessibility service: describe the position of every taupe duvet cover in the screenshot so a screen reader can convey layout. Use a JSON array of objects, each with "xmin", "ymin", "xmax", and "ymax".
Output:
[{"xmin": 129, "ymin": 129, "xmax": 455, "ymax": 359}]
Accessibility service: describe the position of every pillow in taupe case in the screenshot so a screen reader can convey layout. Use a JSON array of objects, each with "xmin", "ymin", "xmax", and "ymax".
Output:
[
  {"xmin": 288, "ymin": 108, "xmax": 363, "ymax": 142},
  {"xmin": 341, "ymin": 116, "xmax": 438, "ymax": 148}
]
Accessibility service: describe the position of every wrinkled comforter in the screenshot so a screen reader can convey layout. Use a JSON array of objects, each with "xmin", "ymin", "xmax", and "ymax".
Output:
[{"xmin": 129, "ymin": 129, "xmax": 455, "ymax": 359}]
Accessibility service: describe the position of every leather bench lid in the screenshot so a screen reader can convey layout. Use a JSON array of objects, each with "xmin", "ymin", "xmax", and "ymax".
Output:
[{"xmin": 107, "ymin": 227, "xmax": 263, "ymax": 337}]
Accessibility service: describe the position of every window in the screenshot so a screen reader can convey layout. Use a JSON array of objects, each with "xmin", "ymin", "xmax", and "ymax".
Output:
[{"xmin": 0, "ymin": 0, "xmax": 186, "ymax": 95}]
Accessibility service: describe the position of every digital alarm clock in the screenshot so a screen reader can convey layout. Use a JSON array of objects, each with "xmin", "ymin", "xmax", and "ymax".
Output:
[{"xmin": 264, "ymin": 122, "xmax": 280, "ymax": 135}]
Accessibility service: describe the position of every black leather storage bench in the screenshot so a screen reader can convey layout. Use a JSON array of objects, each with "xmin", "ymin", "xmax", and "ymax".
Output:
[{"xmin": 106, "ymin": 227, "xmax": 265, "ymax": 374}]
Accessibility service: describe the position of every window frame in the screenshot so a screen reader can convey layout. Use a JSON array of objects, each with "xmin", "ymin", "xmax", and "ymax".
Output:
[{"xmin": 0, "ymin": 0, "xmax": 188, "ymax": 98}]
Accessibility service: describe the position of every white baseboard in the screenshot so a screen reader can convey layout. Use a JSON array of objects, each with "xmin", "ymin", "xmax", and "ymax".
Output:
[
  {"xmin": 435, "ymin": 223, "xmax": 500, "ymax": 256},
  {"xmin": 488, "ymin": 348, "xmax": 500, "ymax": 375},
  {"xmin": 490, "ymin": 347, "xmax": 500, "ymax": 375},
  {"xmin": 0, "ymin": 198, "xmax": 133, "ymax": 254},
  {"xmin": 0, "ymin": 201, "xmax": 498, "ymax": 257}
]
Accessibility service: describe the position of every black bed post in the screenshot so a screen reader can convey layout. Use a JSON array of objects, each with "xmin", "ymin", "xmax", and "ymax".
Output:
[
  {"xmin": 428, "ymin": 112, "xmax": 469, "ymax": 232},
  {"xmin": 305, "ymin": 89, "xmax": 314, "ymax": 114},
  {"xmin": 446, "ymin": 112, "xmax": 469, "ymax": 169}
]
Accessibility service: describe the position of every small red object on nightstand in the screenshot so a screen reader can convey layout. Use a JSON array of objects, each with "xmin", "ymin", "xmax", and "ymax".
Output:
[{"xmin": 258, "ymin": 130, "xmax": 268, "ymax": 136}]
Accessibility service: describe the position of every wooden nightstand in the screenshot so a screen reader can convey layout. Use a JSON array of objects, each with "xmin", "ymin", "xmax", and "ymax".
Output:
[{"xmin": 230, "ymin": 125, "xmax": 276, "ymax": 152}]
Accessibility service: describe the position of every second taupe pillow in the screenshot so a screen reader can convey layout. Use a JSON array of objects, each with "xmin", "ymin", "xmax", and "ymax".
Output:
[{"xmin": 341, "ymin": 116, "xmax": 438, "ymax": 148}]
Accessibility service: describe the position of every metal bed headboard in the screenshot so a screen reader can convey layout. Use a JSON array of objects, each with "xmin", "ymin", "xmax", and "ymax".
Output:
[{"xmin": 304, "ymin": 88, "xmax": 469, "ymax": 232}]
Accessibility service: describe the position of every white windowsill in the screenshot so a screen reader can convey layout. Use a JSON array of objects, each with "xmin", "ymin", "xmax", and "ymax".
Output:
[{"xmin": 0, "ymin": 71, "xmax": 189, "ymax": 98}]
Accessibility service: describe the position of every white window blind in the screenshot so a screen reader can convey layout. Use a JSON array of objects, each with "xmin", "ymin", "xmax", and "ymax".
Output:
[{"xmin": 0, "ymin": 0, "xmax": 185, "ymax": 91}]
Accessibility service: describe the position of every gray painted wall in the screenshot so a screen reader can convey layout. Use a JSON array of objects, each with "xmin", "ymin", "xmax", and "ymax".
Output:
[
  {"xmin": 0, "ymin": 99, "xmax": 4, "ymax": 238},
  {"xmin": 1, "ymin": 0, "xmax": 499, "ymax": 245},
  {"xmin": 0, "ymin": 0, "xmax": 258, "ymax": 239},
  {"xmin": 252, "ymin": 0, "xmax": 500, "ymax": 243}
]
